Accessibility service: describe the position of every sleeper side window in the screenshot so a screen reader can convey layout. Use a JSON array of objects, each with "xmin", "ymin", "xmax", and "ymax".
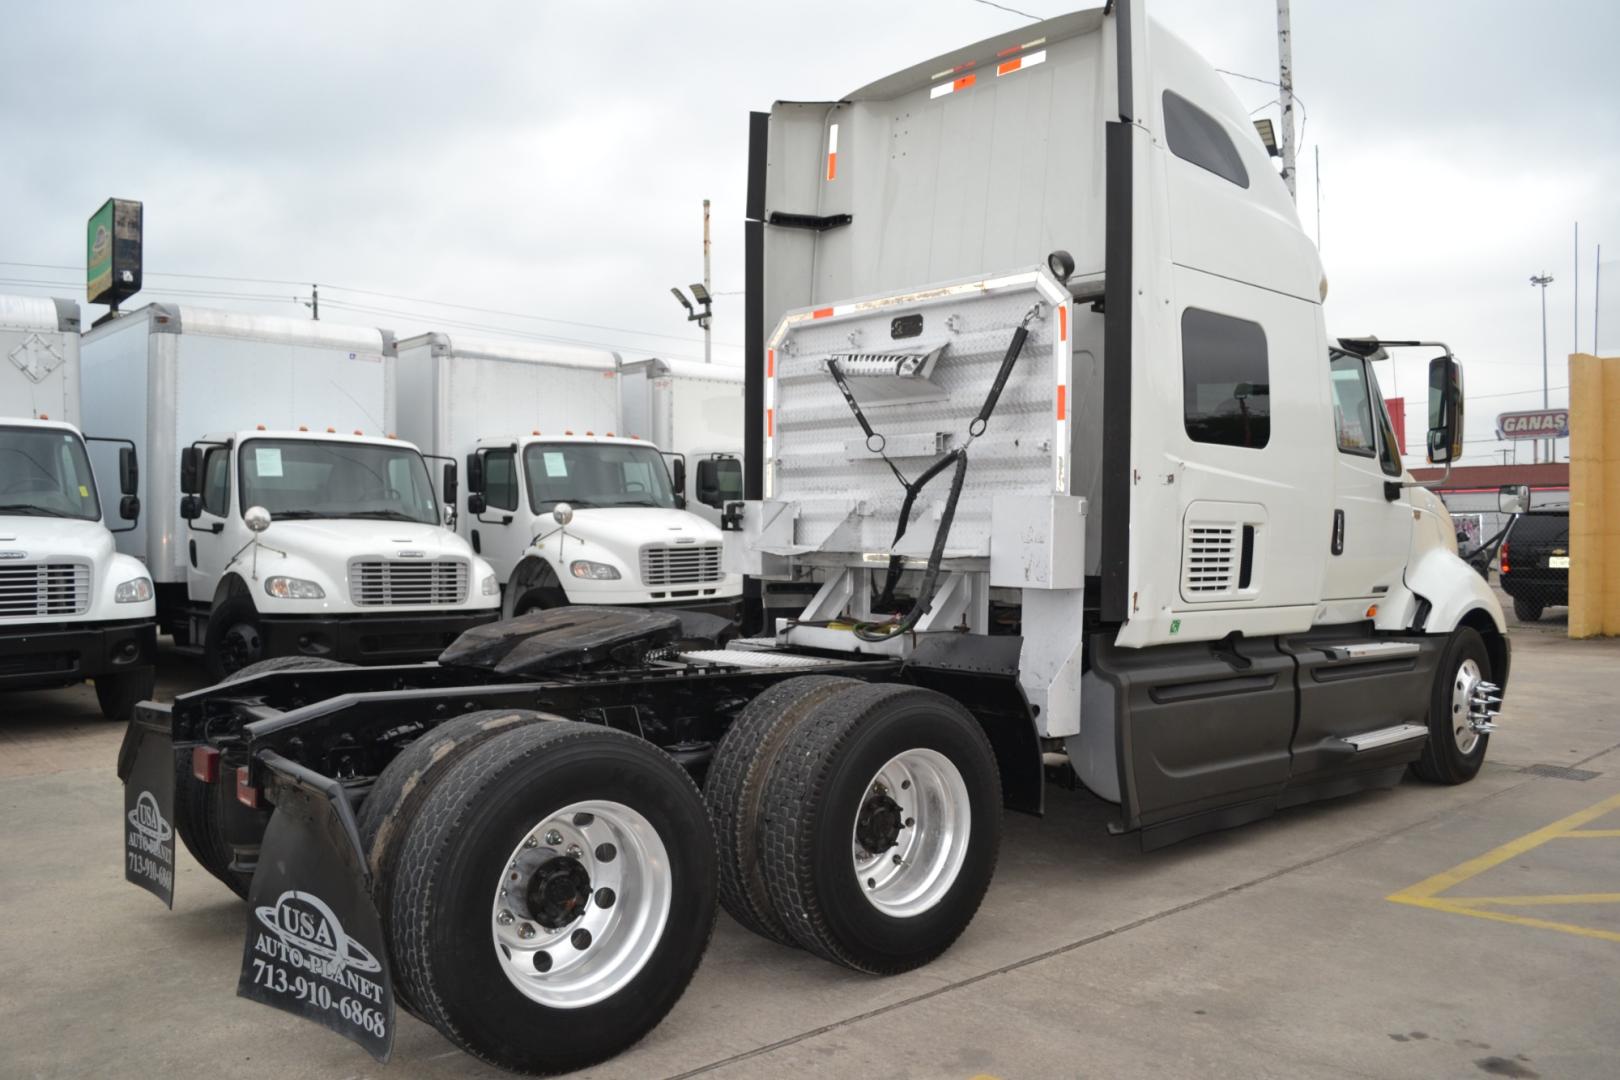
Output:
[
  {"xmin": 1182, "ymin": 308, "xmax": 1270, "ymax": 449},
  {"xmin": 201, "ymin": 446, "xmax": 231, "ymax": 517},
  {"xmin": 1163, "ymin": 90, "xmax": 1250, "ymax": 188},
  {"xmin": 483, "ymin": 448, "xmax": 519, "ymax": 512},
  {"xmin": 1329, "ymin": 351, "xmax": 1378, "ymax": 457}
]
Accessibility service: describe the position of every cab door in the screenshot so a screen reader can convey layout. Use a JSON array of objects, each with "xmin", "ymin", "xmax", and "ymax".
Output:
[
  {"xmin": 469, "ymin": 445, "xmax": 528, "ymax": 581},
  {"xmin": 186, "ymin": 444, "xmax": 235, "ymax": 603},
  {"xmin": 1321, "ymin": 351, "xmax": 1412, "ymax": 600}
]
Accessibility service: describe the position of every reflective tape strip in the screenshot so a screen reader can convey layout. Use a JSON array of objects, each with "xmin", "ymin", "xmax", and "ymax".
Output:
[
  {"xmin": 1059, "ymin": 304, "xmax": 1068, "ymax": 341},
  {"xmin": 826, "ymin": 124, "xmax": 838, "ymax": 181},
  {"xmin": 766, "ymin": 408, "xmax": 774, "ymax": 437},
  {"xmin": 1056, "ymin": 384, "xmax": 1067, "ymax": 421},
  {"xmin": 930, "ymin": 73, "xmax": 977, "ymax": 99},
  {"xmin": 997, "ymin": 49, "xmax": 1047, "ymax": 76},
  {"xmin": 812, "ymin": 307, "xmax": 834, "ymax": 319},
  {"xmin": 767, "ymin": 348, "xmax": 775, "ymax": 378}
]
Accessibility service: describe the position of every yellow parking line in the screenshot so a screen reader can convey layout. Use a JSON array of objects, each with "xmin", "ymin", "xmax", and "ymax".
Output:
[
  {"xmin": 1388, "ymin": 790, "xmax": 1620, "ymax": 944},
  {"xmin": 1446, "ymin": 893, "xmax": 1620, "ymax": 908},
  {"xmin": 1560, "ymin": 829, "xmax": 1620, "ymax": 838}
]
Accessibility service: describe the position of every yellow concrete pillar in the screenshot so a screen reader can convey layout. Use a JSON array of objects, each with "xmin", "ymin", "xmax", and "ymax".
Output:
[{"xmin": 1567, "ymin": 353, "xmax": 1620, "ymax": 637}]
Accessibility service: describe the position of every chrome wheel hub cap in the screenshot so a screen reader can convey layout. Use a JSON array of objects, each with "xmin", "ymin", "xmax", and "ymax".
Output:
[
  {"xmin": 1450, "ymin": 659, "xmax": 1500, "ymax": 755},
  {"xmin": 490, "ymin": 800, "xmax": 671, "ymax": 1009},
  {"xmin": 851, "ymin": 748, "xmax": 971, "ymax": 918}
]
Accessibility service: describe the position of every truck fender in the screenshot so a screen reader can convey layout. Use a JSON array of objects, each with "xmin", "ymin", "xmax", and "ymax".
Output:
[
  {"xmin": 503, "ymin": 556, "xmax": 566, "ymax": 619},
  {"xmin": 210, "ymin": 572, "xmax": 257, "ymax": 615},
  {"xmin": 1404, "ymin": 546, "xmax": 1511, "ymax": 689}
]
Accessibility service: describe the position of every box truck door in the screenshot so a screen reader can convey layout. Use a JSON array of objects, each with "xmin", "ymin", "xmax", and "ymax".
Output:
[
  {"xmin": 187, "ymin": 444, "xmax": 235, "ymax": 603},
  {"xmin": 469, "ymin": 446, "xmax": 527, "ymax": 581}
]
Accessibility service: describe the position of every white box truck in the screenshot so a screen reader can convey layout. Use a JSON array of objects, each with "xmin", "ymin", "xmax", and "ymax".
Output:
[
  {"xmin": 1, "ymin": 294, "xmax": 156, "ymax": 720},
  {"xmin": 118, "ymin": 6, "xmax": 1514, "ymax": 1074},
  {"xmin": 395, "ymin": 332, "xmax": 741, "ymax": 619},
  {"xmin": 81, "ymin": 305, "xmax": 500, "ymax": 678},
  {"xmin": 618, "ymin": 357, "xmax": 745, "ymax": 525}
]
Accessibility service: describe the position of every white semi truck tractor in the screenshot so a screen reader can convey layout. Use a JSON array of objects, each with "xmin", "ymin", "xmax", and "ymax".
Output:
[
  {"xmin": 118, "ymin": 6, "xmax": 1510, "ymax": 1074},
  {"xmin": 395, "ymin": 332, "xmax": 741, "ymax": 619},
  {"xmin": 81, "ymin": 305, "xmax": 500, "ymax": 678},
  {"xmin": 0, "ymin": 294, "xmax": 155, "ymax": 720},
  {"xmin": 618, "ymin": 357, "xmax": 745, "ymax": 526}
]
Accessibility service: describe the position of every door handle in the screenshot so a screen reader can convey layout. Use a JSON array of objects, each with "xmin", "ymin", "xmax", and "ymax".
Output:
[{"xmin": 1331, "ymin": 509, "xmax": 1345, "ymax": 556}]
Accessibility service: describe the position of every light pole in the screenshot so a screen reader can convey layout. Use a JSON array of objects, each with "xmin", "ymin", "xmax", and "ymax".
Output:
[
  {"xmin": 1530, "ymin": 272, "xmax": 1553, "ymax": 463},
  {"xmin": 669, "ymin": 199, "xmax": 714, "ymax": 363}
]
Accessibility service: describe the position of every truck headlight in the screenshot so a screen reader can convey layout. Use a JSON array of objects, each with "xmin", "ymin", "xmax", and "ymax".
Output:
[
  {"xmin": 480, "ymin": 573, "xmax": 500, "ymax": 596},
  {"xmin": 570, "ymin": 560, "xmax": 621, "ymax": 580},
  {"xmin": 114, "ymin": 576, "xmax": 153, "ymax": 603},
  {"xmin": 264, "ymin": 576, "xmax": 326, "ymax": 600}
]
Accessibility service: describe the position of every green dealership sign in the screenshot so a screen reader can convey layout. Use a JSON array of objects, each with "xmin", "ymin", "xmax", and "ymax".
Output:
[{"xmin": 86, "ymin": 198, "xmax": 142, "ymax": 306}]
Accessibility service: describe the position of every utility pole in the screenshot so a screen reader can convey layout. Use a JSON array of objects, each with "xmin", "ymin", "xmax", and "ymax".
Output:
[
  {"xmin": 1531, "ymin": 272, "xmax": 1553, "ymax": 463},
  {"xmin": 1276, "ymin": 0, "xmax": 1297, "ymax": 201},
  {"xmin": 702, "ymin": 199, "xmax": 712, "ymax": 364},
  {"xmin": 305, "ymin": 283, "xmax": 320, "ymax": 321}
]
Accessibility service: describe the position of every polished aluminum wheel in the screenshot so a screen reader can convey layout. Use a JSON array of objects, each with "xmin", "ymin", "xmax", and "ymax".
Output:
[
  {"xmin": 850, "ymin": 748, "xmax": 971, "ymax": 918},
  {"xmin": 490, "ymin": 800, "xmax": 672, "ymax": 1009},
  {"xmin": 1451, "ymin": 657, "xmax": 1484, "ymax": 755}
]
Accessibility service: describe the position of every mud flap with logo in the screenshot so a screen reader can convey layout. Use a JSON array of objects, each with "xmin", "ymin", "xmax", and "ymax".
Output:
[
  {"xmin": 121, "ymin": 715, "xmax": 177, "ymax": 908},
  {"xmin": 238, "ymin": 751, "xmax": 394, "ymax": 1063}
]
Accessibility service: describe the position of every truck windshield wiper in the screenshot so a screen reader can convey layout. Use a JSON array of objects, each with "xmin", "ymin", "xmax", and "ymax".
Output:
[
  {"xmin": 266, "ymin": 509, "xmax": 327, "ymax": 520},
  {"xmin": 345, "ymin": 510, "xmax": 428, "ymax": 522},
  {"xmin": 0, "ymin": 503, "xmax": 74, "ymax": 517}
]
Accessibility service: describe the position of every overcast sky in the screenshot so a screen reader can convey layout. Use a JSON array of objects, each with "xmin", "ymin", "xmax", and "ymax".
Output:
[{"xmin": 2, "ymin": 0, "xmax": 1616, "ymax": 463}]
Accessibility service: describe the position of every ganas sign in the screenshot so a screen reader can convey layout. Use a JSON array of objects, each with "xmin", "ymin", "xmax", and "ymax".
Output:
[{"xmin": 1496, "ymin": 408, "xmax": 1569, "ymax": 440}]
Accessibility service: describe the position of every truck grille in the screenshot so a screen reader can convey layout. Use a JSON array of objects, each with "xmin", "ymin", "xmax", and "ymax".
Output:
[
  {"xmin": 348, "ymin": 559, "xmax": 468, "ymax": 606},
  {"xmin": 0, "ymin": 562, "xmax": 91, "ymax": 617},
  {"xmin": 640, "ymin": 543, "xmax": 723, "ymax": 586}
]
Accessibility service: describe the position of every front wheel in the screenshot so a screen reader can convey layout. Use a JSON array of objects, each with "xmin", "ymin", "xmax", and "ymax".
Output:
[
  {"xmin": 94, "ymin": 666, "xmax": 154, "ymax": 723},
  {"xmin": 1413, "ymin": 627, "xmax": 1494, "ymax": 785},
  {"xmin": 759, "ymin": 683, "xmax": 1002, "ymax": 974},
  {"xmin": 205, "ymin": 596, "xmax": 265, "ymax": 682},
  {"xmin": 387, "ymin": 721, "xmax": 716, "ymax": 1074}
]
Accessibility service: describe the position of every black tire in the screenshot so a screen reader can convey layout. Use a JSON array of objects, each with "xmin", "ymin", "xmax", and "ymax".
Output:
[
  {"xmin": 1413, "ymin": 626, "xmax": 1493, "ymax": 785},
  {"xmin": 759, "ymin": 683, "xmax": 1001, "ymax": 975},
  {"xmin": 1513, "ymin": 596, "xmax": 1544, "ymax": 622},
  {"xmin": 173, "ymin": 656, "xmax": 355, "ymax": 899},
  {"xmin": 94, "ymin": 666, "xmax": 154, "ymax": 723},
  {"xmin": 205, "ymin": 595, "xmax": 266, "ymax": 682},
  {"xmin": 174, "ymin": 768, "xmax": 252, "ymax": 899},
  {"xmin": 357, "ymin": 708, "xmax": 555, "ymax": 960},
  {"xmin": 705, "ymin": 675, "xmax": 864, "ymax": 946},
  {"xmin": 388, "ymin": 721, "xmax": 717, "ymax": 1075}
]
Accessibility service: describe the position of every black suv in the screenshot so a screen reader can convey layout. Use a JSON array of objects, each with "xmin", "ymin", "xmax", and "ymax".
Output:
[{"xmin": 1499, "ymin": 510, "xmax": 1569, "ymax": 621}]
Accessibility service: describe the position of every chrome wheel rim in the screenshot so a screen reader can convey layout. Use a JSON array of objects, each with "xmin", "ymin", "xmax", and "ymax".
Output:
[
  {"xmin": 490, "ymin": 800, "xmax": 672, "ymax": 1009},
  {"xmin": 850, "ymin": 748, "xmax": 971, "ymax": 918},
  {"xmin": 1452, "ymin": 657, "xmax": 1483, "ymax": 755}
]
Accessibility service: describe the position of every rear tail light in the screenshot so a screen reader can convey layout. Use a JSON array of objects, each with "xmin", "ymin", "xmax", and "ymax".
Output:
[
  {"xmin": 236, "ymin": 765, "xmax": 260, "ymax": 809},
  {"xmin": 192, "ymin": 746, "xmax": 221, "ymax": 784},
  {"xmin": 1499, "ymin": 541, "xmax": 1510, "ymax": 574}
]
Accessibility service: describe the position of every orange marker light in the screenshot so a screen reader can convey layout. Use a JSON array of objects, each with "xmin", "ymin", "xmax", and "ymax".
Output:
[
  {"xmin": 256, "ymin": 424, "xmax": 266, "ymax": 430},
  {"xmin": 1366, "ymin": 605, "xmax": 1379, "ymax": 618},
  {"xmin": 565, "ymin": 430, "xmax": 574, "ymax": 436},
  {"xmin": 354, "ymin": 429, "xmax": 363, "ymax": 436},
  {"xmin": 326, "ymin": 427, "xmax": 336, "ymax": 433},
  {"xmin": 298, "ymin": 425, "xmax": 308, "ymax": 432}
]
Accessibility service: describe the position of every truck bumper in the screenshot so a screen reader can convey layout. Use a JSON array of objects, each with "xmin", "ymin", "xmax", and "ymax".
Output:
[
  {"xmin": 0, "ymin": 618, "xmax": 156, "ymax": 691},
  {"xmin": 258, "ymin": 609, "xmax": 501, "ymax": 666},
  {"xmin": 635, "ymin": 597, "xmax": 742, "ymax": 623}
]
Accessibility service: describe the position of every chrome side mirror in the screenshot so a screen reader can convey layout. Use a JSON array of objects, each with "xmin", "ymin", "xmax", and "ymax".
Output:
[
  {"xmin": 1498, "ymin": 484, "xmax": 1530, "ymax": 515},
  {"xmin": 552, "ymin": 502, "xmax": 574, "ymax": 526},
  {"xmin": 244, "ymin": 505, "xmax": 272, "ymax": 533}
]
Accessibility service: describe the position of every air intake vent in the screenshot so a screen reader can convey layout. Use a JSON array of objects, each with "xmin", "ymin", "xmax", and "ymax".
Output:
[
  {"xmin": 640, "ymin": 543, "xmax": 723, "ymax": 587},
  {"xmin": 0, "ymin": 562, "xmax": 91, "ymax": 618},
  {"xmin": 1181, "ymin": 524, "xmax": 1237, "ymax": 598},
  {"xmin": 349, "ymin": 559, "xmax": 468, "ymax": 606}
]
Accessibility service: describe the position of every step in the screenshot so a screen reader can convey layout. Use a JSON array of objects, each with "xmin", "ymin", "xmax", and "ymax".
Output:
[
  {"xmin": 1341, "ymin": 723, "xmax": 1429, "ymax": 752},
  {"xmin": 1319, "ymin": 641, "xmax": 1420, "ymax": 662}
]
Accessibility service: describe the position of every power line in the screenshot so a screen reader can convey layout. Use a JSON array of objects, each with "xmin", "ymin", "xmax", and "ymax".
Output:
[
  {"xmin": 968, "ymin": 0, "xmax": 1043, "ymax": 20},
  {"xmin": 0, "ymin": 260, "xmax": 741, "ymax": 350}
]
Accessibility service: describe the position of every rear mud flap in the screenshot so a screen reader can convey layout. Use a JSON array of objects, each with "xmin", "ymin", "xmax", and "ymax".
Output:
[
  {"xmin": 237, "ymin": 751, "xmax": 395, "ymax": 1063},
  {"xmin": 121, "ymin": 716, "xmax": 177, "ymax": 908}
]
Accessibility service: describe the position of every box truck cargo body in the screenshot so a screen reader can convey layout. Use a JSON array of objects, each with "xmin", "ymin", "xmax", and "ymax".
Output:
[
  {"xmin": 1, "ymin": 295, "xmax": 155, "ymax": 719},
  {"xmin": 81, "ymin": 305, "xmax": 498, "ymax": 676},
  {"xmin": 396, "ymin": 332, "xmax": 741, "ymax": 617},
  {"xmin": 618, "ymin": 358, "xmax": 744, "ymax": 523},
  {"xmin": 117, "ymin": 6, "xmax": 1515, "ymax": 1074}
]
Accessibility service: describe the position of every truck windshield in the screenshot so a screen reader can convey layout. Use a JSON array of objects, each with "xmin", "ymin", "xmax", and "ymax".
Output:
[
  {"xmin": 0, "ymin": 425, "xmax": 101, "ymax": 521},
  {"xmin": 238, "ymin": 439, "xmax": 440, "ymax": 525},
  {"xmin": 522, "ymin": 442, "xmax": 676, "ymax": 511}
]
